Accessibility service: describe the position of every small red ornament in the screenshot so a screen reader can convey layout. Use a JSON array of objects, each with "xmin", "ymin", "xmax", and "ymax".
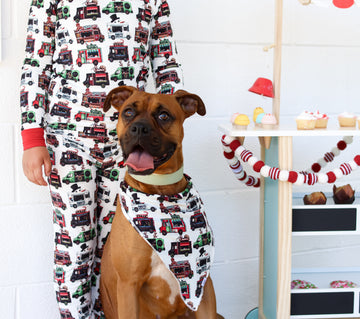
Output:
[
  {"xmin": 311, "ymin": 163, "xmax": 321, "ymax": 173},
  {"xmin": 326, "ymin": 172, "xmax": 336, "ymax": 183},
  {"xmin": 333, "ymin": 0, "xmax": 354, "ymax": 9},
  {"xmin": 253, "ymin": 161, "xmax": 265, "ymax": 173},
  {"xmin": 337, "ymin": 140, "xmax": 347, "ymax": 150}
]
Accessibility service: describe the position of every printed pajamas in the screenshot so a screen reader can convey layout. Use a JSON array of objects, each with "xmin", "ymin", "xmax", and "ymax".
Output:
[{"xmin": 20, "ymin": 0, "xmax": 184, "ymax": 318}]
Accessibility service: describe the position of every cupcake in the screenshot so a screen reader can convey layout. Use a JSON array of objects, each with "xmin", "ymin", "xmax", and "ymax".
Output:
[
  {"xmin": 261, "ymin": 113, "xmax": 277, "ymax": 129},
  {"xmin": 232, "ymin": 114, "xmax": 250, "ymax": 130},
  {"xmin": 255, "ymin": 112, "xmax": 265, "ymax": 128},
  {"xmin": 338, "ymin": 112, "xmax": 356, "ymax": 128},
  {"xmin": 357, "ymin": 116, "xmax": 360, "ymax": 129},
  {"xmin": 313, "ymin": 111, "xmax": 329, "ymax": 129},
  {"xmin": 253, "ymin": 107, "xmax": 265, "ymax": 123},
  {"xmin": 296, "ymin": 111, "xmax": 316, "ymax": 130}
]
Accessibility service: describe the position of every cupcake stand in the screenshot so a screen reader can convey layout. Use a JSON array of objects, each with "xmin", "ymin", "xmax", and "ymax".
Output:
[{"xmin": 219, "ymin": 0, "xmax": 360, "ymax": 318}]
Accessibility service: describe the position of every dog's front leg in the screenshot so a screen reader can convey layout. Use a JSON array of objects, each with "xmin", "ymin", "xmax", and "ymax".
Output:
[
  {"xmin": 194, "ymin": 277, "xmax": 217, "ymax": 319},
  {"xmin": 116, "ymin": 277, "xmax": 141, "ymax": 319}
]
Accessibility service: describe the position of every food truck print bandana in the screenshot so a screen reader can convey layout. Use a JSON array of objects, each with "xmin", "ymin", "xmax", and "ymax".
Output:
[{"xmin": 119, "ymin": 175, "xmax": 215, "ymax": 311}]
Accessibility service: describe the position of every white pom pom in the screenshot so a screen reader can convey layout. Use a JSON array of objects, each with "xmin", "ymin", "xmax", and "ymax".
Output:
[
  {"xmin": 228, "ymin": 157, "xmax": 238, "ymax": 166},
  {"xmin": 294, "ymin": 174, "xmax": 304, "ymax": 186},
  {"xmin": 222, "ymin": 146, "xmax": 232, "ymax": 153},
  {"xmin": 318, "ymin": 158, "xmax": 326, "ymax": 167},
  {"xmin": 260, "ymin": 165, "xmax": 271, "ymax": 178},
  {"xmin": 349, "ymin": 160, "xmax": 358, "ymax": 170},
  {"xmin": 248, "ymin": 156, "xmax": 258, "ymax": 167},
  {"xmin": 332, "ymin": 147, "xmax": 340, "ymax": 156},
  {"xmin": 279, "ymin": 170, "xmax": 289, "ymax": 181},
  {"xmin": 333, "ymin": 168, "xmax": 343, "ymax": 179},
  {"xmin": 223, "ymin": 135, "xmax": 235, "ymax": 145},
  {"xmin": 318, "ymin": 173, "xmax": 328, "ymax": 184},
  {"xmin": 343, "ymin": 136, "xmax": 353, "ymax": 144},
  {"xmin": 234, "ymin": 146, "xmax": 245, "ymax": 158}
]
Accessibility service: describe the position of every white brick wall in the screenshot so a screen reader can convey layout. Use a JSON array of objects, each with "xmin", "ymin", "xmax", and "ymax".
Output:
[{"xmin": 1, "ymin": 1, "xmax": 360, "ymax": 318}]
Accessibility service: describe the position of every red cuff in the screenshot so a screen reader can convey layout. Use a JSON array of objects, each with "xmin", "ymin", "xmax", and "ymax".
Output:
[{"xmin": 21, "ymin": 128, "xmax": 46, "ymax": 150}]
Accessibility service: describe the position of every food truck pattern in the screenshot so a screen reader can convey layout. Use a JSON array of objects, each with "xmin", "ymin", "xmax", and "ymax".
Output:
[
  {"xmin": 21, "ymin": 0, "xmax": 183, "ymax": 136},
  {"xmin": 119, "ymin": 175, "xmax": 215, "ymax": 311}
]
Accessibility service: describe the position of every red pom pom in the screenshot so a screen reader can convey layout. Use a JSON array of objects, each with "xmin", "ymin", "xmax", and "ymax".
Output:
[
  {"xmin": 354, "ymin": 155, "xmax": 360, "ymax": 166},
  {"xmin": 337, "ymin": 140, "xmax": 347, "ymax": 151},
  {"xmin": 229, "ymin": 139, "xmax": 241, "ymax": 151},
  {"xmin": 311, "ymin": 163, "xmax": 321, "ymax": 173},
  {"xmin": 253, "ymin": 161, "xmax": 265, "ymax": 173},
  {"xmin": 238, "ymin": 171, "xmax": 247, "ymax": 181},
  {"xmin": 326, "ymin": 171, "xmax": 336, "ymax": 183},
  {"xmin": 288, "ymin": 171, "xmax": 298, "ymax": 183},
  {"xmin": 246, "ymin": 176, "xmax": 255, "ymax": 186},
  {"xmin": 223, "ymin": 151, "xmax": 234, "ymax": 160},
  {"xmin": 306, "ymin": 173, "xmax": 318, "ymax": 185},
  {"xmin": 253, "ymin": 179, "xmax": 261, "ymax": 187}
]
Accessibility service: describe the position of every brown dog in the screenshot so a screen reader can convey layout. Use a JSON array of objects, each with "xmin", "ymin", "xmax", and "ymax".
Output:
[{"xmin": 100, "ymin": 86, "xmax": 221, "ymax": 319}]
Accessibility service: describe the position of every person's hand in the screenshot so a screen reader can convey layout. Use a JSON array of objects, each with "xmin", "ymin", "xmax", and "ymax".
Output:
[{"xmin": 22, "ymin": 146, "xmax": 52, "ymax": 186}]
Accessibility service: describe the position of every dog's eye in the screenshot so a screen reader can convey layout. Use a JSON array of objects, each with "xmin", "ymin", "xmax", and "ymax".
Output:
[
  {"xmin": 123, "ymin": 108, "xmax": 136, "ymax": 118},
  {"xmin": 158, "ymin": 111, "xmax": 170, "ymax": 121}
]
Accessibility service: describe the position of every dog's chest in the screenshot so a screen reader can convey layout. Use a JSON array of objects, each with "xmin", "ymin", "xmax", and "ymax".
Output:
[{"xmin": 119, "ymin": 176, "xmax": 215, "ymax": 311}]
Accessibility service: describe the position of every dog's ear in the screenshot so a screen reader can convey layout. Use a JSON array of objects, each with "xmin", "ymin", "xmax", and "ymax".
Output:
[
  {"xmin": 174, "ymin": 90, "xmax": 206, "ymax": 118},
  {"xmin": 103, "ymin": 86, "xmax": 137, "ymax": 112}
]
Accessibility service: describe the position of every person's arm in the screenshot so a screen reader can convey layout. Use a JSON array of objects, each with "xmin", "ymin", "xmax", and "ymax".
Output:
[
  {"xmin": 20, "ymin": 0, "xmax": 56, "ymax": 150},
  {"xmin": 149, "ymin": 0, "xmax": 184, "ymax": 94},
  {"xmin": 21, "ymin": 0, "xmax": 56, "ymax": 185}
]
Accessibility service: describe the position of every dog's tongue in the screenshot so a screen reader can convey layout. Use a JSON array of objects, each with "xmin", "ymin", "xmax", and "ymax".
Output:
[{"xmin": 125, "ymin": 149, "xmax": 154, "ymax": 172}]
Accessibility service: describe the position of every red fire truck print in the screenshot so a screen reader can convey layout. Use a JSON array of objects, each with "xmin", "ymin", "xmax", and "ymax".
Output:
[
  {"xmin": 160, "ymin": 214, "xmax": 186, "ymax": 235},
  {"xmin": 169, "ymin": 259, "xmax": 194, "ymax": 279},
  {"xmin": 38, "ymin": 40, "xmax": 55, "ymax": 57},
  {"xmin": 133, "ymin": 213, "xmax": 155, "ymax": 233},
  {"xmin": 168, "ymin": 236, "xmax": 192, "ymax": 257},
  {"xmin": 103, "ymin": 211, "xmax": 115, "ymax": 224},
  {"xmin": 156, "ymin": 69, "xmax": 180, "ymax": 88},
  {"xmin": 73, "ymin": 2, "xmax": 101, "ymax": 23},
  {"xmin": 32, "ymin": 93, "xmax": 49, "ymax": 110},
  {"xmin": 74, "ymin": 24, "xmax": 105, "ymax": 44},
  {"xmin": 59, "ymin": 309, "xmax": 75, "ymax": 319}
]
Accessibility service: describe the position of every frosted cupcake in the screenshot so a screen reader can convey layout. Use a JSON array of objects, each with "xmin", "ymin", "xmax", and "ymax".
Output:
[
  {"xmin": 232, "ymin": 114, "xmax": 250, "ymax": 130},
  {"xmin": 261, "ymin": 113, "xmax": 277, "ymax": 129},
  {"xmin": 253, "ymin": 107, "xmax": 265, "ymax": 123},
  {"xmin": 255, "ymin": 112, "xmax": 265, "ymax": 128},
  {"xmin": 296, "ymin": 111, "xmax": 316, "ymax": 130},
  {"xmin": 313, "ymin": 111, "xmax": 329, "ymax": 129},
  {"xmin": 338, "ymin": 112, "xmax": 356, "ymax": 128}
]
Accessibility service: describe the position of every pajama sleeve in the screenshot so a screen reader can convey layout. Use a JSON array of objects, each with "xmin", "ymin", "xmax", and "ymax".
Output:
[
  {"xmin": 20, "ymin": 0, "xmax": 56, "ymax": 150},
  {"xmin": 149, "ymin": 0, "xmax": 184, "ymax": 94}
]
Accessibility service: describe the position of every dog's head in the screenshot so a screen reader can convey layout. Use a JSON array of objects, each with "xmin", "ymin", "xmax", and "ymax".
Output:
[{"xmin": 104, "ymin": 86, "xmax": 206, "ymax": 175}]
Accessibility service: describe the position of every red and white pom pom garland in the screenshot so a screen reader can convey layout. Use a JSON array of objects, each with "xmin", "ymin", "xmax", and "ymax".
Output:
[
  {"xmin": 221, "ymin": 135, "xmax": 359, "ymax": 187},
  {"xmin": 309, "ymin": 136, "xmax": 353, "ymax": 173}
]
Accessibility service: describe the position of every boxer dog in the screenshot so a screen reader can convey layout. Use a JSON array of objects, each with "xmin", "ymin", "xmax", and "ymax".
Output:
[{"xmin": 100, "ymin": 86, "xmax": 222, "ymax": 319}]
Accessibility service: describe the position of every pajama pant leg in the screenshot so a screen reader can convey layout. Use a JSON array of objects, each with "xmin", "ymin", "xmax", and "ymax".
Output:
[{"xmin": 47, "ymin": 133, "xmax": 123, "ymax": 319}]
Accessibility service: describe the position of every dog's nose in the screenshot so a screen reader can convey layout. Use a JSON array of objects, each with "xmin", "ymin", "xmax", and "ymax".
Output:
[{"xmin": 130, "ymin": 122, "xmax": 150, "ymax": 137}]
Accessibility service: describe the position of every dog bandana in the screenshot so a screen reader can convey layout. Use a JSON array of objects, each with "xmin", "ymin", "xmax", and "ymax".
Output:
[{"xmin": 119, "ymin": 175, "xmax": 215, "ymax": 311}]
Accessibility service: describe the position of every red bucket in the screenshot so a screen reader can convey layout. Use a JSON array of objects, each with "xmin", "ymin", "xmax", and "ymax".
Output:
[{"xmin": 248, "ymin": 77, "xmax": 274, "ymax": 98}]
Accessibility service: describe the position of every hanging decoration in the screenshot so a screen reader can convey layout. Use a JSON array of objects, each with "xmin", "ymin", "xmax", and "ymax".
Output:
[{"xmin": 221, "ymin": 135, "xmax": 360, "ymax": 187}]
